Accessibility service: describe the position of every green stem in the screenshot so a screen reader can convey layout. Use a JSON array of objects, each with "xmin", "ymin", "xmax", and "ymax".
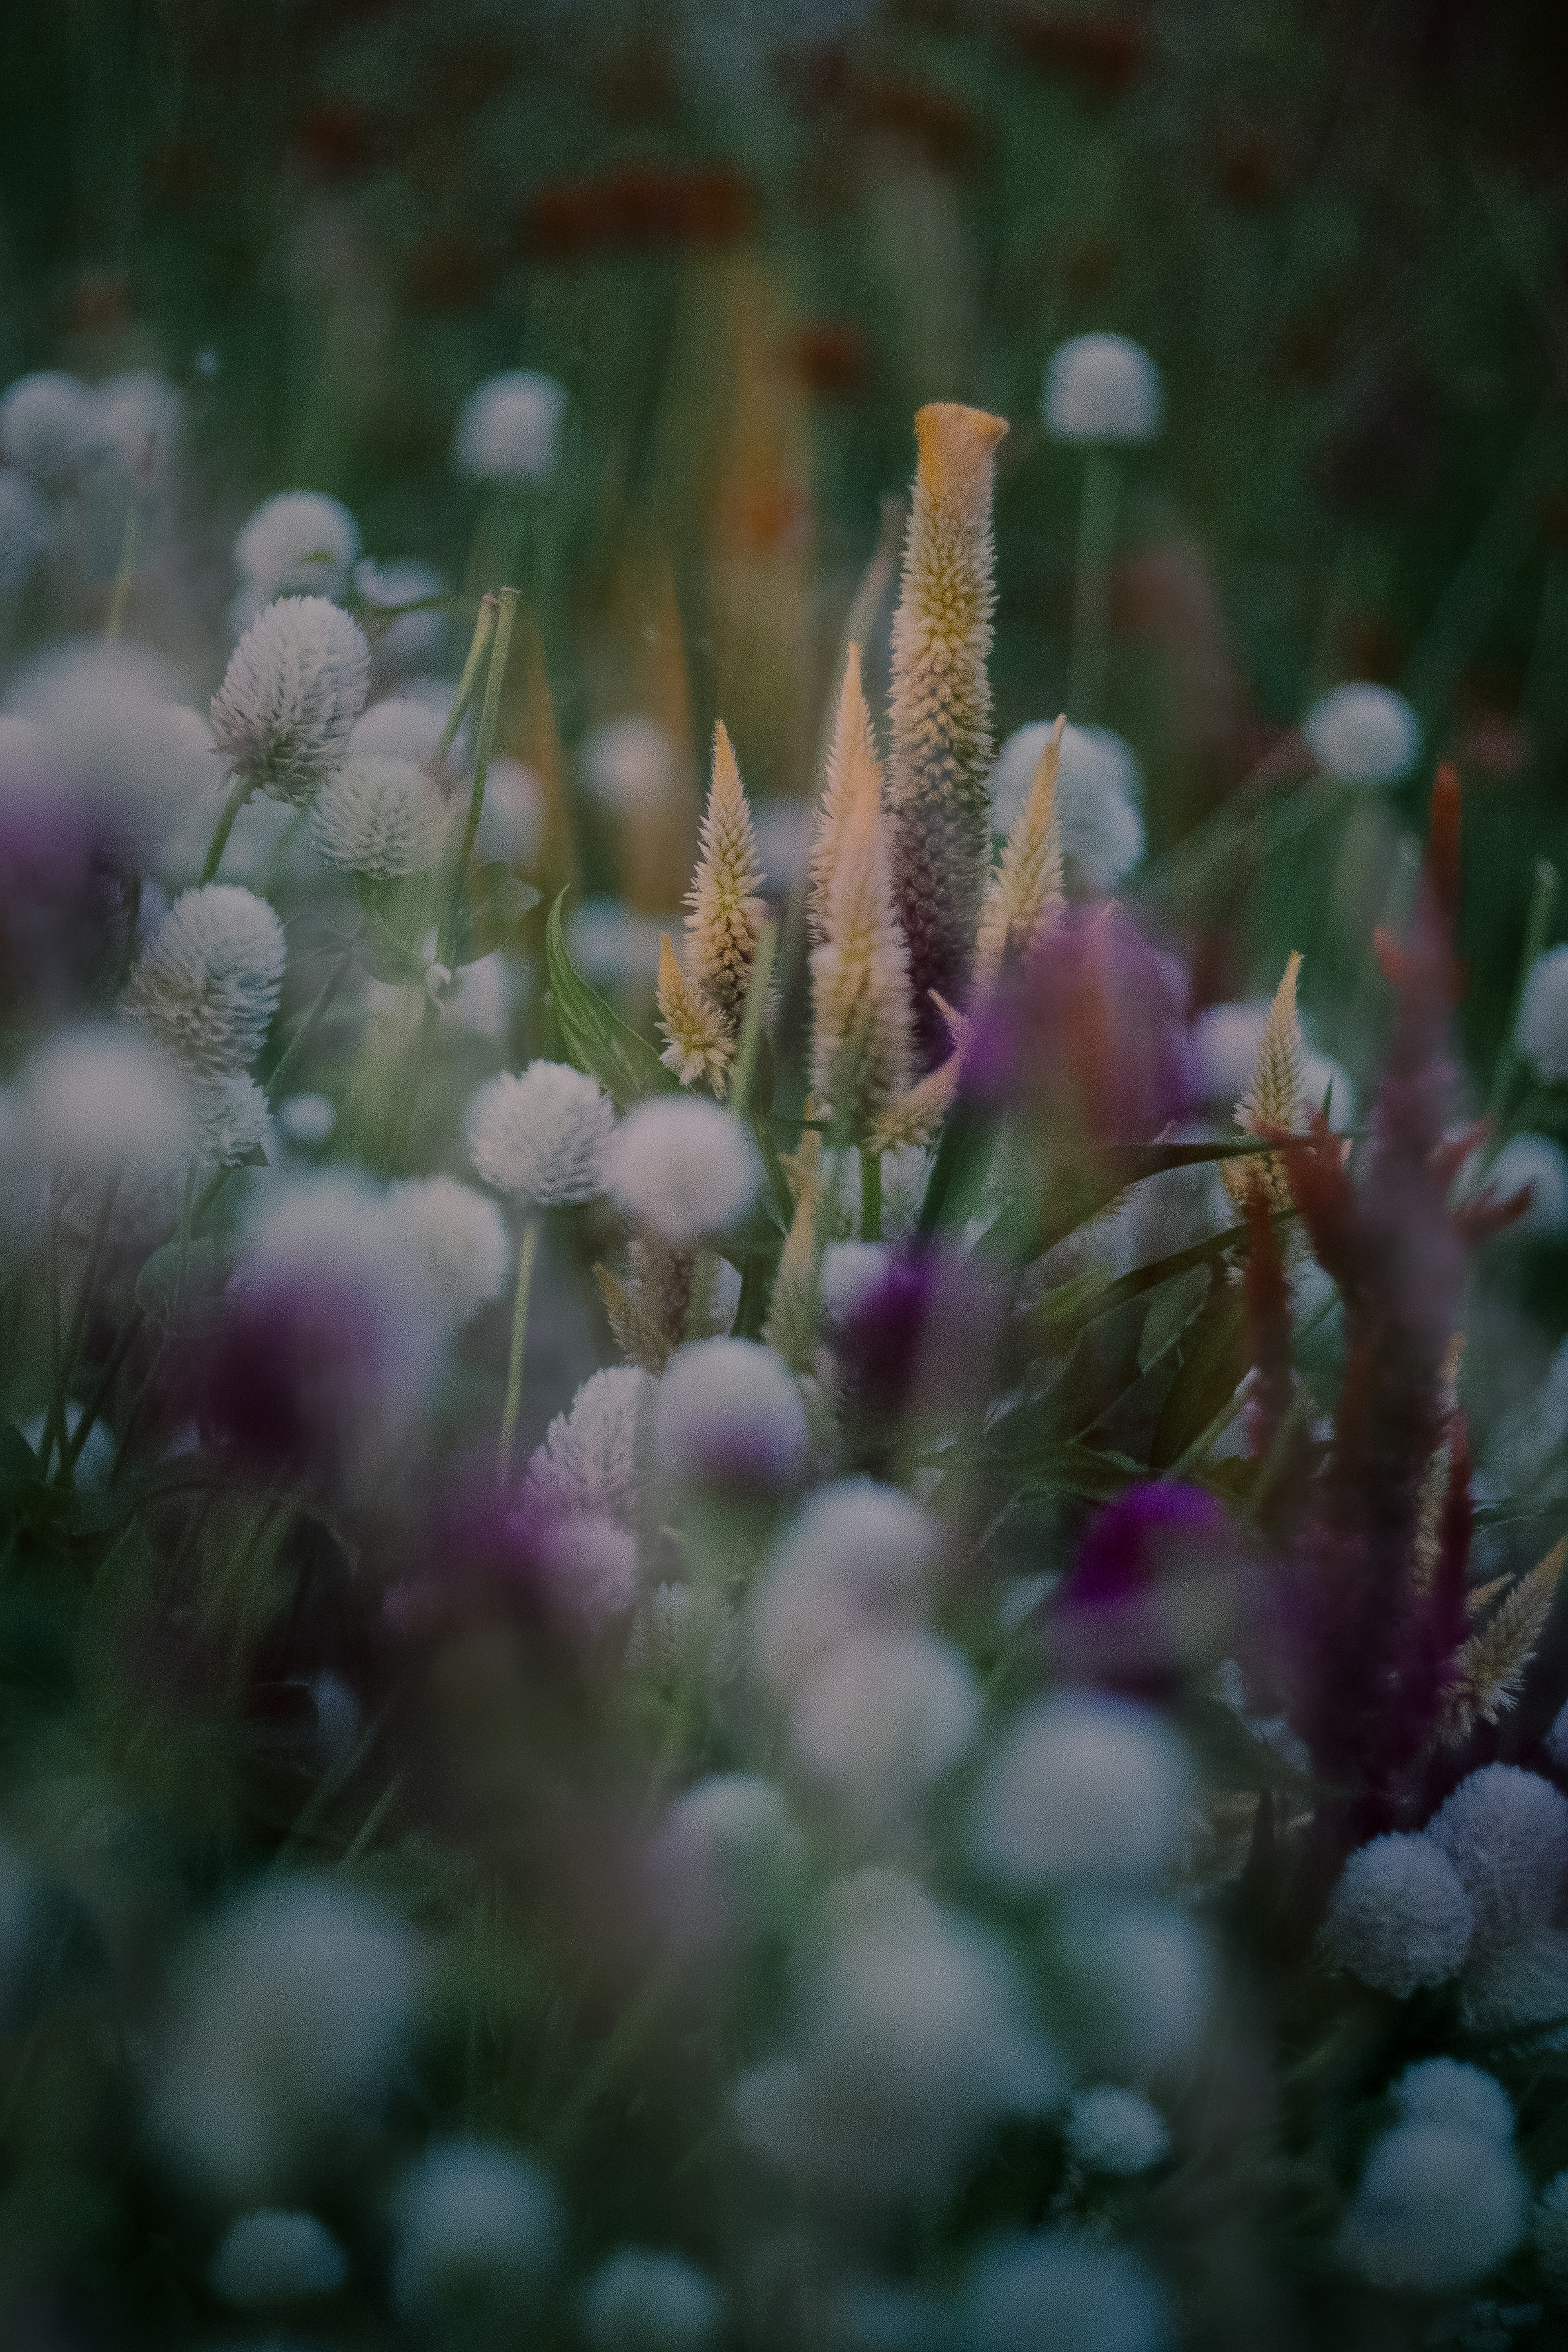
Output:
[
  {"xmin": 860, "ymin": 1147, "xmax": 883, "ymax": 1242},
  {"xmin": 266, "ymin": 949, "xmax": 353, "ymax": 1107},
  {"xmin": 1067, "ymin": 446, "xmax": 1120, "ymax": 723},
  {"xmin": 497, "ymin": 1217, "xmax": 540, "ymax": 1481},
  {"xmin": 1486, "ymin": 856, "xmax": 1559, "ymax": 1153},
  {"xmin": 60, "ymin": 1307, "xmax": 145, "ymax": 1481},
  {"xmin": 104, "ymin": 494, "xmax": 140, "ymax": 643},
  {"xmin": 727, "ymin": 921, "xmax": 776, "ymax": 1118},
  {"xmin": 437, "ymin": 593, "xmax": 499, "ymax": 766},
  {"xmin": 440, "ymin": 585, "xmax": 519, "ymax": 965},
  {"xmin": 200, "ymin": 774, "xmax": 254, "ymax": 884},
  {"xmin": 42, "ymin": 1175, "xmax": 120, "ymax": 1478}
]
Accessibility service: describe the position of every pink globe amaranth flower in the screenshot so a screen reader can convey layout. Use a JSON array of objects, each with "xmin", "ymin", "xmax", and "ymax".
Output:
[
  {"xmin": 386, "ymin": 1461, "xmax": 633, "ymax": 1646},
  {"xmin": 186, "ymin": 1273, "xmax": 389, "ymax": 1476},
  {"xmin": 1054, "ymin": 1480, "xmax": 1242, "ymax": 1694},
  {"xmin": 833, "ymin": 1243, "xmax": 1001, "ymax": 1474},
  {"xmin": 960, "ymin": 902, "xmax": 1198, "ymax": 1145}
]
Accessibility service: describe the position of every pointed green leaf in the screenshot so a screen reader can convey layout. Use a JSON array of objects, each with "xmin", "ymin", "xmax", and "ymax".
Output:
[{"xmin": 544, "ymin": 891, "xmax": 678, "ymax": 1109}]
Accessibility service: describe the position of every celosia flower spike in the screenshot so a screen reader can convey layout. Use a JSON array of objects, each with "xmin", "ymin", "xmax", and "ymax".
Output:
[
  {"xmin": 809, "ymin": 646, "xmax": 879, "ymax": 945},
  {"xmin": 973, "ymin": 715, "xmax": 1065, "ymax": 995},
  {"xmin": 1440, "ymin": 1534, "xmax": 1568, "ymax": 1741},
  {"xmin": 657, "ymin": 932, "xmax": 733, "ymax": 1093},
  {"xmin": 683, "ymin": 721, "xmax": 765, "ymax": 1032},
  {"xmin": 886, "ymin": 402, "xmax": 1009, "ymax": 1066},
  {"xmin": 1223, "ymin": 949, "xmax": 1308, "ymax": 1216},
  {"xmin": 810, "ymin": 716, "xmax": 914, "ymax": 1144}
]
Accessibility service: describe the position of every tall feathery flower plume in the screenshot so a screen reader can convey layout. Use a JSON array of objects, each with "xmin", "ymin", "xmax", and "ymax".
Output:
[
  {"xmin": 809, "ymin": 646, "xmax": 880, "ymax": 945},
  {"xmin": 657, "ymin": 722, "xmax": 765, "ymax": 1094},
  {"xmin": 886, "ymin": 402, "xmax": 1009, "ymax": 1067},
  {"xmin": 1222, "ymin": 951, "xmax": 1309, "ymax": 1219},
  {"xmin": 972, "ymin": 715, "xmax": 1065, "ymax": 996},
  {"xmin": 809, "ymin": 678, "xmax": 913, "ymax": 1145}
]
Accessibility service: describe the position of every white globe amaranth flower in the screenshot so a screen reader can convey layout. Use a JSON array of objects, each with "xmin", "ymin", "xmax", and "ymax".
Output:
[
  {"xmin": 466, "ymin": 1060, "xmax": 615, "ymax": 1207},
  {"xmin": 1518, "ymin": 946, "xmax": 1568, "ymax": 1085},
  {"xmin": 1464, "ymin": 1132, "xmax": 1568, "ymax": 1235},
  {"xmin": 1043, "ymin": 333, "xmax": 1164, "ymax": 446},
  {"xmin": 1337, "ymin": 2120, "xmax": 1526, "ymax": 2293},
  {"xmin": 660, "ymin": 1774, "xmax": 807, "ymax": 1930},
  {"xmin": 582, "ymin": 2247, "xmax": 724, "ymax": 2352},
  {"xmin": 10, "ymin": 642, "xmax": 221, "ymax": 859},
  {"xmin": 452, "ymin": 370, "xmax": 568, "ymax": 485},
  {"xmin": 991, "ymin": 722, "xmax": 1143, "ymax": 892},
  {"xmin": 208, "ymin": 2208, "xmax": 347, "ymax": 2305},
  {"xmin": 1320, "ymin": 1831, "xmax": 1474, "ymax": 1998},
  {"xmin": 1391, "ymin": 2059, "xmax": 1513, "ymax": 2146},
  {"xmin": 523, "ymin": 1363, "xmax": 650, "ymax": 1527},
  {"xmin": 390, "ymin": 2140, "xmax": 561, "ymax": 2319},
  {"xmin": 211, "ymin": 595, "xmax": 371, "ymax": 805},
  {"xmin": 734, "ymin": 1869, "xmax": 1063, "ymax": 2202},
  {"xmin": 120, "ymin": 884, "xmax": 286, "ymax": 1080},
  {"xmin": 1534, "ymin": 2169, "xmax": 1568, "ymax": 2301},
  {"xmin": 820, "ymin": 1241, "xmax": 892, "ymax": 1325},
  {"xmin": 353, "ymin": 555, "xmax": 447, "ymax": 670},
  {"xmin": 581, "ymin": 717, "xmax": 679, "ymax": 814},
  {"xmin": 388, "ymin": 1176, "xmax": 509, "ymax": 1330},
  {"xmin": 0, "ymin": 370, "xmax": 101, "ymax": 483},
  {"xmin": 1459, "ymin": 1923, "xmax": 1568, "ymax": 2040},
  {"xmin": 309, "ymin": 751, "xmax": 447, "ymax": 878},
  {"xmin": 278, "ymin": 1091, "xmax": 336, "ymax": 1149},
  {"xmin": 1065, "ymin": 2085, "xmax": 1170, "ymax": 2177},
  {"xmin": 604, "ymin": 1096, "xmax": 760, "ymax": 1243},
  {"xmin": 351, "ymin": 685, "xmax": 458, "ymax": 771},
  {"xmin": 656, "ymin": 1338, "xmax": 806, "ymax": 1488},
  {"xmin": 236, "ymin": 1169, "xmax": 443, "ymax": 1411},
  {"xmin": 152, "ymin": 1876, "xmax": 423, "ymax": 2197},
  {"xmin": 971, "ymin": 1692, "xmax": 1192, "ymax": 1889},
  {"xmin": 751, "ymin": 1479, "xmax": 943, "ymax": 1701},
  {"xmin": 1302, "ymin": 682, "xmax": 1421, "ymax": 787},
  {"xmin": 1053, "ymin": 1893, "xmax": 1214, "ymax": 2079},
  {"xmin": 94, "ymin": 369, "xmax": 182, "ymax": 485},
  {"xmin": 23, "ymin": 1024, "xmax": 195, "ymax": 1189},
  {"xmin": 0, "ymin": 470, "xmax": 52, "ymax": 592},
  {"xmin": 963, "ymin": 2233, "xmax": 1169, "ymax": 2352},
  {"xmin": 194, "ymin": 1072, "xmax": 274, "ymax": 1169},
  {"xmin": 792, "ymin": 1628, "xmax": 980, "ymax": 1824},
  {"xmin": 235, "ymin": 490, "xmax": 359, "ymax": 599},
  {"xmin": 1428, "ymin": 1764, "xmax": 1568, "ymax": 1950}
]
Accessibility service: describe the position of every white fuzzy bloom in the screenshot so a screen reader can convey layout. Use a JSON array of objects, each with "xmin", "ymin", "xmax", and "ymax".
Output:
[
  {"xmin": 350, "ymin": 686, "xmax": 457, "ymax": 771},
  {"xmin": 152, "ymin": 1877, "xmax": 423, "ymax": 2196},
  {"xmin": 1534, "ymin": 2169, "xmax": 1568, "ymax": 2299},
  {"xmin": 452, "ymin": 371, "xmax": 567, "ymax": 485},
  {"xmin": 388, "ymin": 1176, "xmax": 509, "ymax": 1329},
  {"xmin": 1428, "ymin": 1764, "xmax": 1568, "ymax": 1951},
  {"xmin": 751, "ymin": 1480, "xmax": 943, "ymax": 1701},
  {"xmin": 604, "ymin": 1097, "xmax": 760, "ymax": 1243},
  {"xmin": 466, "ymin": 1061, "xmax": 614, "ymax": 1207},
  {"xmin": 120, "ymin": 884, "xmax": 286, "ymax": 1079},
  {"xmin": 194, "ymin": 1071, "xmax": 274, "ymax": 1169},
  {"xmin": 991, "ymin": 722, "xmax": 1142, "ymax": 892},
  {"xmin": 1392, "ymin": 2059, "xmax": 1513, "ymax": 2145},
  {"xmin": 354, "ymin": 556, "xmax": 447, "ymax": 670},
  {"xmin": 537, "ymin": 1511, "xmax": 640, "ymax": 1629},
  {"xmin": 1302, "ymin": 683, "xmax": 1421, "ymax": 786},
  {"xmin": 0, "ymin": 471, "xmax": 52, "ymax": 592},
  {"xmin": 655, "ymin": 1339, "xmax": 806, "ymax": 1488},
  {"xmin": 0, "ymin": 371, "xmax": 101, "ymax": 483},
  {"xmin": 583, "ymin": 2248, "xmax": 724, "ymax": 2352},
  {"xmin": 581, "ymin": 717, "xmax": 679, "ymax": 813},
  {"xmin": 278, "ymin": 1092, "xmax": 336, "ymax": 1149},
  {"xmin": 236, "ymin": 1170, "xmax": 441, "ymax": 1408},
  {"xmin": 1518, "ymin": 946, "xmax": 1568, "ymax": 1085},
  {"xmin": 523, "ymin": 1364, "xmax": 649, "ymax": 1526},
  {"xmin": 235, "ymin": 490, "xmax": 359, "ymax": 599},
  {"xmin": 1459, "ymin": 1924, "xmax": 1568, "ymax": 2040},
  {"xmin": 1043, "ymin": 334, "xmax": 1164, "ymax": 446},
  {"xmin": 1054, "ymin": 1893, "xmax": 1214, "ymax": 2079},
  {"xmin": 660, "ymin": 1774, "xmax": 806, "ymax": 1931},
  {"xmin": 23, "ymin": 1024, "xmax": 194, "ymax": 1189},
  {"xmin": 1321, "ymin": 1832, "xmax": 1474, "ymax": 1998},
  {"xmin": 1065, "ymin": 2086, "xmax": 1170, "ymax": 2176},
  {"xmin": 208, "ymin": 2208, "xmax": 347, "ymax": 2305},
  {"xmin": 310, "ymin": 752, "xmax": 446, "ymax": 878},
  {"xmin": 390, "ymin": 2140, "xmax": 561, "ymax": 2318},
  {"xmin": 820, "ymin": 1241, "xmax": 892, "ymax": 1325},
  {"xmin": 962, "ymin": 2233, "xmax": 1170, "ymax": 2352},
  {"xmin": 94, "ymin": 370, "xmax": 181, "ymax": 485},
  {"xmin": 971, "ymin": 1693, "xmax": 1192, "ymax": 1889},
  {"xmin": 211, "ymin": 595, "xmax": 371, "ymax": 804},
  {"xmin": 10, "ymin": 643, "xmax": 221, "ymax": 859},
  {"xmin": 792, "ymin": 1628, "xmax": 980, "ymax": 1825},
  {"xmin": 1461, "ymin": 1132, "xmax": 1568, "ymax": 1235},
  {"xmin": 1338, "ymin": 2121, "xmax": 1526, "ymax": 2293},
  {"xmin": 734, "ymin": 1870, "xmax": 1063, "ymax": 2201}
]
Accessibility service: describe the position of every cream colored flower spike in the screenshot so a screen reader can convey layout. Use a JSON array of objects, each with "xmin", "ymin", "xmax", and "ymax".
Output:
[
  {"xmin": 657, "ymin": 932, "xmax": 734, "ymax": 1093},
  {"xmin": 683, "ymin": 720, "xmax": 765, "ymax": 1032},
  {"xmin": 1223, "ymin": 950, "xmax": 1309, "ymax": 1217},
  {"xmin": 973, "ymin": 714, "xmax": 1065, "ymax": 994},
  {"xmin": 810, "ymin": 719, "xmax": 914, "ymax": 1145},
  {"xmin": 809, "ymin": 645, "xmax": 880, "ymax": 946}
]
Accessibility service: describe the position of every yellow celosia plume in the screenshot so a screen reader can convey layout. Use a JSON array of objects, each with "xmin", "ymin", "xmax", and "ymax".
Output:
[
  {"xmin": 810, "ymin": 709, "xmax": 913, "ymax": 1144},
  {"xmin": 973, "ymin": 715, "xmax": 1065, "ymax": 994},
  {"xmin": 810, "ymin": 645, "xmax": 880, "ymax": 945},
  {"xmin": 656, "ymin": 932, "xmax": 733, "ymax": 1092},
  {"xmin": 683, "ymin": 720, "xmax": 765, "ymax": 1028},
  {"xmin": 1223, "ymin": 951, "xmax": 1309, "ymax": 1217}
]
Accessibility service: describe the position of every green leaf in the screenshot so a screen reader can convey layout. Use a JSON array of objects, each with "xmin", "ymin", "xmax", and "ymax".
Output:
[
  {"xmin": 1006, "ymin": 1443, "xmax": 1144, "ymax": 1506},
  {"xmin": 454, "ymin": 863, "xmax": 541, "ymax": 965},
  {"xmin": 544, "ymin": 891, "xmax": 678, "ymax": 1109}
]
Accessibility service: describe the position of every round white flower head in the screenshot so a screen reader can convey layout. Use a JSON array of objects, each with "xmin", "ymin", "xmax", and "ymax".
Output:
[
  {"xmin": 10, "ymin": 643, "xmax": 221, "ymax": 859},
  {"xmin": 751, "ymin": 1479, "xmax": 943, "ymax": 1701},
  {"xmin": 581, "ymin": 716, "xmax": 679, "ymax": 814},
  {"xmin": 971, "ymin": 1693, "xmax": 1192, "ymax": 1889},
  {"xmin": 388, "ymin": 1176, "xmax": 509, "ymax": 1330},
  {"xmin": 208, "ymin": 2208, "xmax": 347, "ymax": 2305},
  {"xmin": 660, "ymin": 1774, "xmax": 806, "ymax": 1930},
  {"xmin": 1534, "ymin": 2169, "xmax": 1568, "ymax": 2301},
  {"xmin": 1466, "ymin": 1132, "xmax": 1568, "ymax": 1235},
  {"xmin": 604, "ymin": 1097, "xmax": 760, "ymax": 1243},
  {"xmin": 733, "ymin": 1870, "xmax": 1063, "ymax": 2201},
  {"xmin": 1459, "ymin": 1922, "xmax": 1568, "ymax": 2039},
  {"xmin": 1054, "ymin": 1893, "xmax": 1214, "ymax": 2080},
  {"xmin": 152, "ymin": 1876, "xmax": 423, "ymax": 2197},
  {"xmin": 1302, "ymin": 683, "xmax": 1421, "ymax": 787},
  {"xmin": 1518, "ymin": 945, "xmax": 1568, "ymax": 1085},
  {"xmin": 120, "ymin": 884, "xmax": 286, "ymax": 1079},
  {"xmin": 655, "ymin": 1339, "xmax": 806, "ymax": 1488},
  {"xmin": 354, "ymin": 556, "xmax": 447, "ymax": 671},
  {"xmin": 351, "ymin": 686, "xmax": 457, "ymax": 771},
  {"xmin": 523, "ymin": 1363, "xmax": 650, "ymax": 1527},
  {"xmin": 0, "ymin": 471, "xmax": 52, "ymax": 592},
  {"xmin": 582, "ymin": 2247, "xmax": 724, "ymax": 2352},
  {"xmin": 211, "ymin": 595, "xmax": 371, "ymax": 805},
  {"xmin": 1428, "ymin": 1764, "xmax": 1568, "ymax": 1950},
  {"xmin": 1337, "ymin": 2120, "xmax": 1526, "ymax": 2293},
  {"xmin": 390, "ymin": 2140, "xmax": 561, "ymax": 2319},
  {"xmin": 466, "ymin": 1060, "xmax": 615, "ymax": 1207},
  {"xmin": 820, "ymin": 1241, "xmax": 892, "ymax": 1325},
  {"xmin": 452, "ymin": 370, "xmax": 567, "ymax": 485},
  {"xmin": 278, "ymin": 1091, "xmax": 336, "ymax": 1149},
  {"xmin": 1043, "ymin": 334, "xmax": 1164, "ymax": 446},
  {"xmin": 962, "ymin": 2232, "xmax": 1170, "ymax": 2352},
  {"xmin": 0, "ymin": 371, "xmax": 100, "ymax": 483},
  {"xmin": 1391, "ymin": 2058, "xmax": 1513, "ymax": 2145},
  {"xmin": 1320, "ymin": 1831, "xmax": 1474, "ymax": 1998},
  {"xmin": 991, "ymin": 723, "xmax": 1143, "ymax": 891},
  {"xmin": 236, "ymin": 1170, "xmax": 441, "ymax": 1410},
  {"xmin": 194, "ymin": 1072, "xmax": 274, "ymax": 1169},
  {"xmin": 235, "ymin": 490, "xmax": 359, "ymax": 599},
  {"xmin": 23, "ymin": 1024, "xmax": 194, "ymax": 1189},
  {"xmin": 94, "ymin": 370, "xmax": 182, "ymax": 485},
  {"xmin": 309, "ymin": 752, "xmax": 446, "ymax": 878},
  {"xmin": 1065, "ymin": 2086, "xmax": 1170, "ymax": 2177},
  {"xmin": 792, "ymin": 1628, "xmax": 980, "ymax": 1825}
]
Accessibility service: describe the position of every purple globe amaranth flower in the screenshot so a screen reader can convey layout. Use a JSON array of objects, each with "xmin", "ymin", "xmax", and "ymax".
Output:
[
  {"xmin": 833, "ymin": 1242, "xmax": 1001, "ymax": 1473},
  {"xmin": 1066, "ymin": 1481, "xmax": 1234, "ymax": 1611},
  {"xmin": 1054, "ymin": 1479, "xmax": 1242, "ymax": 1692},
  {"xmin": 185, "ymin": 1273, "xmax": 388, "ymax": 1477},
  {"xmin": 961, "ymin": 902, "xmax": 1198, "ymax": 1145},
  {"xmin": 0, "ymin": 764, "xmax": 113, "ymax": 1026},
  {"xmin": 386, "ymin": 1460, "xmax": 635, "ymax": 1644}
]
